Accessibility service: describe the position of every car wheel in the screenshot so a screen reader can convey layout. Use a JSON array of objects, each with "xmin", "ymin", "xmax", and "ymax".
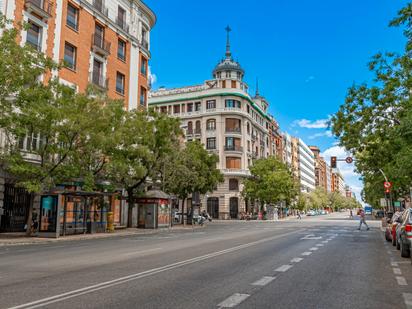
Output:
[
  {"xmin": 401, "ymin": 240, "xmax": 410, "ymax": 258},
  {"xmin": 385, "ymin": 230, "xmax": 392, "ymax": 242},
  {"xmin": 397, "ymin": 238, "xmax": 401, "ymax": 250},
  {"xmin": 392, "ymin": 236, "xmax": 397, "ymax": 246}
]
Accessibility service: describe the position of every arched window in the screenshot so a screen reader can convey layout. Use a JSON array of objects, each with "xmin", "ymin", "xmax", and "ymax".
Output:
[
  {"xmin": 187, "ymin": 121, "xmax": 193, "ymax": 134},
  {"xmin": 206, "ymin": 119, "xmax": 216, "ymax": 130},
  {"xmin": 195, "ymin": 120, "xmax": 201, "ymax": 134}
]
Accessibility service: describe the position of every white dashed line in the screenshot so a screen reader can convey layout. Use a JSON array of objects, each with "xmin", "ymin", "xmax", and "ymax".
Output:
[
  {"xmin": 291, "ymin": 257, "xmax": 303, "ymax": 263},
  {"xmin": 396, "ymin": 276, "xmax": 408, "ymax": 286},
  {"xmin": 316, "ymin": 244, "xmax": 324, "ymax": 247},
  {"xmin": 309, "ymin": 247, "xmax": 318, "ymax": 251},
  {"xmin": 275, "ymin": 265, "xmax": 293, "ymax": 272},
  {"xmin": 218, "ymin": 293, "xmax": 250, "ymax": 308},
  {"xmin": 393, "ymin": 268, "xmax": 402, "ymax": 275},
  {"xmin": 403, "ymin": 293, "xmax": 412, "ymax": 309},
  {"xmin": 251, "ymin": 276, "xmax": 276, "ymax": 286},
  {"xmin": 302, "ymin": 252, "xmax": 312, "ymax": 256},
  {"xmin": 322, "ymin": 240, "xmax": 328, "ymax": 243},
  {"xmin": 391, "ymin": 262, "xmax": 398, "ymax": 267}
]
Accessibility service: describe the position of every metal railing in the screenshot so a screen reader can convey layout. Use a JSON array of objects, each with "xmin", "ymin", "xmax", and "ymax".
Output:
[
  {"xmin": 91, "ymin": 34, "xmax": 111, "ymax": 54},
  {"xmin": 90, "ymin": 71, "xmax": 108, "ymax": 89},
  {"xmin": 93, "ymin": 0, "xmax": 108, "ymax": 16},
  {"xmin": 116, "ymin": 17, "xmax": 129, "ymax": 33},
  {"xmin": 225, "ymin": 127, "xmax": 241, "ymax": 134},
  {"xmin": 25, "ymin": 0, "xmax": 52, "ymax": 16},
  {"xmin": 224, "ymin": 145, "xmax": 243, "ymax": 152}
]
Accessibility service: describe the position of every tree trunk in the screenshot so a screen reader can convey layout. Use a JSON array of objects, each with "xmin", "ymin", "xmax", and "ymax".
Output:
[
  {"xmin": 25, "ymin": 193, "xmax": 35, "ymax": 236},
  {"xmin": 127, "ymin": 189, "xmax": 134, "ymax": 228},
  {"xmin": 182, "ymin": 198, "xmax": 186, "ymax": 226}
]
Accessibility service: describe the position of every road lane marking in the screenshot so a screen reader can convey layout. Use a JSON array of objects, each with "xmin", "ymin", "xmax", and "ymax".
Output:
[
  {"xmin": 251, "ymin": 276, "xmax": 276, "ymax": 286},
  {"xmin": 291, "ymin": 258, "xmax": 303, "ymax": 263},
  {"xmin": 218, "ymin": 293, "xmax": 250, "ymax": 308},
  {"xmin": 275, "ymin": 265, "xmax": 293, "ymax": 272},
  {"xmin": 393, "ymin": 268, "xmax": 402, "ymax": 275},
  {"xmin": 322, "ymin": 240, "xmax": 328, "ymax": 243},
  {"xmin": 122, "ymin": 248, "xmax": 163, "ymax": 256},
  {"xmin": 391, "ymin": 262, "xmax": 398, "ymax": 267},
  {"xmin": 302, "ymin": 252, "xmax": 312, "ymax": 256},
  {"xmin": 403, "ymin": 293, "xmax": 412, "ymax": 309},
  {"xmin": 396, "ymin": 276, "xmax": 408, "ymax": 286},
  {"xmin": 316, "ymin": 244, "xmax": 324, "ymax": 247},
  {"xmin": 300, "ymin": 234, "xmax": 322, "ymax": 240},
  {"xmin": 309, "ymin": 247, "xmax": 318, "ymax": 251},
  {"xmin": 7, "ymin": 229, "xmax": 304, "ymax": 309}
]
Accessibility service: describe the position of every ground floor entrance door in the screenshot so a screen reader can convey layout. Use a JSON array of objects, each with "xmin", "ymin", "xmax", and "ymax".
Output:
[
  {"xmin": 0, "ymin": 184, "xmax": 31, "ymax": 232},
  {"xmin": 229, "ymin": 197, "xmax": 239, "ymax": 219},
  {"xmin": 207, "ymin": 198, "xmax": 219, "ymax": 219}
]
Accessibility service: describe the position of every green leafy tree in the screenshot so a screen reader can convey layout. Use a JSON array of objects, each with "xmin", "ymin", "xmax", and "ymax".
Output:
[
  {"xmin": 308, "ymin": 188, "xmax": 329, "ymax": 210},
  {"xmin": 242, "ymin": 157, "xmax": 299, "ymax": 210},
  {"xmin": 162, "ymin": 141, "xmax": 224, "ymax": 221},
  {"xmin": 106, "ymin": 111, "xmax": 182, "ymax": 227},
  {"xmin": 331, "ymin": 3, "xmax": 412, "ymax": 205}
]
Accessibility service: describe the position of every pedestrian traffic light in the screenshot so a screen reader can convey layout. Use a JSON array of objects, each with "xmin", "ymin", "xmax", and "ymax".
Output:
[{"xmin": 331, "ymin": 156, "xmax": 337, "ymax": 168}]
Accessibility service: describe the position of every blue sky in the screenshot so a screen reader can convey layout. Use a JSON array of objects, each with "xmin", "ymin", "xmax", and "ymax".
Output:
[{"xmin": 145, "ymin": 0, "xmax": 408, "ymax": 201}]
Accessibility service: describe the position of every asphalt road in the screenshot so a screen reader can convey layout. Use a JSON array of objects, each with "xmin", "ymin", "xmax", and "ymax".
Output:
[{"xmin": 0, "ymin": 212, "xmax": 411, "ymax": 309}]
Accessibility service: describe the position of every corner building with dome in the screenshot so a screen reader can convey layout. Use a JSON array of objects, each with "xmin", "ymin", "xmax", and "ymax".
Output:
[{"xmin": 148, "ymin": 29, "xmax": 283, "ymax": 219}]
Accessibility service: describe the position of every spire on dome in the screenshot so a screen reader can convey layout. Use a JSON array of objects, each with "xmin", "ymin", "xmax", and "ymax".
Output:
[
  {"xmin": 256, "ymin": 77, "xmax": 260, "ymax": 97},
  {"xmin": 225, "ymin": 25, "xmax": 232, "ymax": 59}
]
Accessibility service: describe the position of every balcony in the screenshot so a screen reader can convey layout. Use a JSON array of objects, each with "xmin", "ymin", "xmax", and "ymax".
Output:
[
  {"xmin": 142, "ymin": 38, "xmax": 149, "ymax": 50},
  {"xmin": 90, "ymin": 72, "xmax": 108, "ymax": 90},
  {"xmin": 224, "ymin": 145, "xmax": 243, "ymax": 152},
  {"xmin": 222, "ymin": 169, "xmax": 251, "ymax": 177},
  {"xmin": 91, "ymin": 34, "xmax": 111, "ymax": 56},
  {"xmin": 116, "ymin": 18, "xmax": 129, "ymax": 33},
  {"xmin": 93, "ymin": 0, "xmax": 108, "ymax": 17},
  {"xmin": 225, "ymin": 127, "xmax": 241, "ymax": 134},
  {"xmin": 24, "ymin": 0, "xmax": 52, "ymax": 21}
]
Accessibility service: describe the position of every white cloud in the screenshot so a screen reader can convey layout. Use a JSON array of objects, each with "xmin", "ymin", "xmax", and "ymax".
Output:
[
  {"xmin": 305, "ymin": 75, "xmax": 315, "ymax": 83},
  {"xmin": 148, "ymin": 66, "xmax": 157, "ymax": 86},
  {"xmin": 294, "ymin": 119, "xmax": 329, "ymax": 129},
  {"xmin": 308, "ymin": 130, "xmax": 333, "ymax": 140}
]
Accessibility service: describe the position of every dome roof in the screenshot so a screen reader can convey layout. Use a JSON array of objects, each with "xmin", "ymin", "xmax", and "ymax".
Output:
[{"xmin": 213, "ymin": 57, "xmax": 244, "ymax": 75}]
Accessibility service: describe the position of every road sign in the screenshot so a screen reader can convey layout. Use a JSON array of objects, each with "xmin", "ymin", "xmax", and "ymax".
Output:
[
  {"xmin": 345, "ymin": 157, "xmax": 353, "ymax": 164},
  {"xmin": 384, "ymin": 182, "xmax": 392, "ymax": 189}
]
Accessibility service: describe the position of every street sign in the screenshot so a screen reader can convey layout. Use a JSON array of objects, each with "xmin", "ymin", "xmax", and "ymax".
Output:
[
  {"xmin": 384, "ymin": 182, "xmax": 392, "ymax": 189},
  {"xmin": 345, "ymin": 157, "xmax": 353, "ymax": 164}
]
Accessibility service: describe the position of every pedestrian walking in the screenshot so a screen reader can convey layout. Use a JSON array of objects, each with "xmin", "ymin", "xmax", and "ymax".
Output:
[
  {"xmin": 349, "ymin": 209, "xmax": 353, "ymax": 219},
  {"xmin": 297, "ymin": 211, "xmax": 302, "ymax": 220},
  {"xmin": 358, "ymin": 209, "xmax": 369, "ymax": 230}
]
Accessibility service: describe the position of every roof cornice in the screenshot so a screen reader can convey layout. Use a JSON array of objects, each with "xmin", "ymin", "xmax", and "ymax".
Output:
[{"xmin": 136, "ymin": 0, "xmax": 157, "ymax": 27}]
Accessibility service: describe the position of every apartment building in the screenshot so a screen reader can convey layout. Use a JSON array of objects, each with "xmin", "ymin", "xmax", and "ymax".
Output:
[
  {"xmin": 0, "ymin": 0, "xmax": 156, "ymax": 232},
  {"xmin": 309, "ymin": 146, "xmax": 327, "ymax": 191},
  {"xmin": 331, "ymin": 170, "xmax": 346, "ymax": 197},
  {"xmin": 149, "ymin": 29, "xmax": 281, "ymax": 219},
  {"xmin": 2, "ymin": 0, "xmax": 155, "ymax": 110},
  {"xmin": 297, "ymin": 139, "xmax": 316, "ymax": 193}
]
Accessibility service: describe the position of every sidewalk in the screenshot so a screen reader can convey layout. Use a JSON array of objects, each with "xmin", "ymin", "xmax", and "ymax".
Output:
[{"xmin": 0, "ymin": 225, "xmax": 202, "ymax": 247}]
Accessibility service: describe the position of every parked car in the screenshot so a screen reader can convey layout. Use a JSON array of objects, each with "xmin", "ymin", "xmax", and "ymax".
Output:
[
  {"xmin": 306, "ymin": 210, "xmax": 316, "ymax": 216},
  {"xmin": 385, "ymin": 211, "xmax": 402, "ymax": 245},
  {"xmin": 395, "ymin": 209, "xmax": 412, "ymax": 258}
]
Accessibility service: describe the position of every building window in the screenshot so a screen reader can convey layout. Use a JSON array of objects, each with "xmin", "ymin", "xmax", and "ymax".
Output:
[
  {"xmin": 141, "ymin": 56, "xmax": 147, "ymax": 76},
  {"xmin": 226, "ymin": 157, "xmax": 241, "ymax": 169},
  {"xmin": 229, "ymin": 179, "xmax": 239, "ymax": 191},
  {"xmin": 247, "ymin": 105, "xmax": 250, "ymax": 113},
  {"xmin": 237, "ymin": 72, "xmax": 241, "ymax": 80},
  {"xmin": 225, "ymin": 99, "xmax": 241, "ymax": 108},
  {"xmin": 195, "ymin": 102, "xmax": 201, "ymax": 111},
  {"xmin": 226, "ymin": 71, "xmax": 230, "ymax": 78},
  {"xmin": 231, "ymin": 80, "xmax": 236, "ymax": 88},
  {"xmin": 217, "ymin": 72, "xmax": 221, "ymax": 79},
  {"xmin": 206, "ymin": 119, "xmax": 216, "ymax": 130},
  {"xmin": 195, "ymin": 121, "xmax": 201, "ymax": 134},
  {"xmin": 187, "ymin": 121, "xmax": 193, "ymax": 134},
  {"xmin": 160, "ymin": 106, "xmax": 167, "ymax": 114},
  {"xmin": 187, "ymin": 103, "xmax": 193, "ymax": 112},
  {"xmin": 64, "ymin": 42, "xmax": 77, "ymax": 70},
  {"xmin": 117, "ymin": 6, "xmax": 127, "ymax": 30},
  {"xmin": 140, "ymin": 87, "xmax": 147, "ymax": 106},
  {"xmin": 117, "ymin": 39, "xmax": 126, "ymax": 61},
  {"xmin": 206, "ymin": 138, "xmax": 216, "ymax": 150},
  {"xmin": 66, "ymin": 3, "xmax": 79, "ymax": 30},
  {"xmin": 173, "ymin": 105, "xmax": 180, "ymax": 114},
  {"xmin": 26, "ymin": 21, "xmax": 42, "ymax": 51},
  {"xmin": 247, "ymin": 122, "xmax": 250, "ymax": 134},
  {"xmin": 222, "ymin": 80, "xmax": 226, "ymax": 88},
  {"xmin": 206, "ymin": 100, "xmax": 216, "ymax": 109},
  {"xmin": 116, "ymin": 72, "xmax": 125, "ymax": 95},
  {"xmin": 225, "ymin": 118, "xmax": 241, "ymax": 133}
]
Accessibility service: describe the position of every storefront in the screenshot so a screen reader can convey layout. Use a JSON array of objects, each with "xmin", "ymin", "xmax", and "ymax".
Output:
[{"xmin": 136, "ymin": 190, "xmax": 171, "ymax": 229}]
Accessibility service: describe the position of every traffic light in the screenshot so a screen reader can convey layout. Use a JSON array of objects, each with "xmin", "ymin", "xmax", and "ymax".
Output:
[{"xmin": 331, "ymin": 156, "xmax": 337, "ymax": 168}]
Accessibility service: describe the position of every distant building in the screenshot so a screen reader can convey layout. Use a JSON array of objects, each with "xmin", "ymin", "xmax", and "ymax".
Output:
[
  {"xmin": 297, "ymin": 139, "xmax": 316, "ymax": 193},
  {"xmin": 309, "ymin": 146, "xmax": 327, "ymax": 191}
]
